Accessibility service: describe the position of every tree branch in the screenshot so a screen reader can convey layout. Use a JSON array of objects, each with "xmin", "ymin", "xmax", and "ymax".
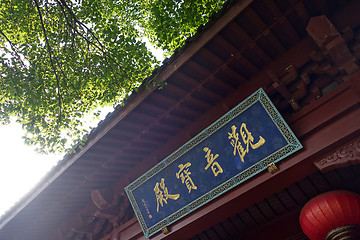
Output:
[
  {"xmin": 33, "ymin": 0, "xmax": 63, "ymax": 123},
  {"xmin": 56, "ymin": 0, "xmax": 126, "ymax": 95},
  {"xmin": 58, "ymin": 0, "xmax": 105, "ymax": 49},
  {"xmin": 0, "ymin": 30, "xmax": 27, "ymax": 68},
  {"xmin": 57, "ymin": 0, "xmax": 124, "ymax": 72}
]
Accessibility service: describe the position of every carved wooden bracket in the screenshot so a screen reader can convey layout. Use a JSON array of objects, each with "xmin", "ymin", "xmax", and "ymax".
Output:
[
  {"xmin": 307, "ymin": 15, "xmax": 359, "ymax": 76},
  {"xmin": 69, "ymin": 213, "xmax": 105, "ymax": 238},
  {"xmin": 268, "ymin": 69, "xmax": 300, "ymax": 111},
  {"xmin": 90, "ymin": 189, "xmax": 120, "ymax": 228},
  {"xmin": 91, "ymin": 189, "xmax": 113, "ymax": 210},
  {"xmin": 71, "ymin": 224, "xmax": 98, "ymax": 235},
  {"xmin": 314, "ymin": 137, "xmax": 360, "ymax": 172}
]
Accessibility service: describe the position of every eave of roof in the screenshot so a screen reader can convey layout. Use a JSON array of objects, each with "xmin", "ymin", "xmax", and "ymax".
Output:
[{"xmin": 0, "ymin": 0, "xmax": 254, "ymax": 231}]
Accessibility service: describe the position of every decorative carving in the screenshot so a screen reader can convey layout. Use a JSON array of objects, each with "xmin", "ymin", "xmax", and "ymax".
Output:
[{"xmin": 314, "ymin": 138, "xmax": 360, "ymax": 172}]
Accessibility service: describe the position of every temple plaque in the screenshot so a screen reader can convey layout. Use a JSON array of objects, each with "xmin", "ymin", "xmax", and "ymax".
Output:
[{"xmin": 125, "ymin": 88, "xmax": 302, "ymax": 238}]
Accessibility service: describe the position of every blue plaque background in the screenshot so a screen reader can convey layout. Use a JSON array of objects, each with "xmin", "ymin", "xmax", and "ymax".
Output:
[{"xmin": 125, "ymin": 89, "xmax": 302, "ymax": 238}]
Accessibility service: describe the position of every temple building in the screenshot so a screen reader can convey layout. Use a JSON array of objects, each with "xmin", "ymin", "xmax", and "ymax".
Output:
[{"xmin": 0, "ymin": 0, "xmax": 359, "ymax": 239}]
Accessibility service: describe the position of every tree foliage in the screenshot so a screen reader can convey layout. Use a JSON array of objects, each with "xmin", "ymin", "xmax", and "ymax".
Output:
[
  {"xmin": 139, "ymin": 0, "xmax": 226, "ymax": 54},
  {"xmin": 0, "ymin": 0, "xmax": 226, "ymax": 154}
]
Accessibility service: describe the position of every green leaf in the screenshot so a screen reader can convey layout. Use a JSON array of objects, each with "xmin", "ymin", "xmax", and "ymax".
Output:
[{"xmin": 0, "ymin": 0, "xmax": 225, "ymax": 155}]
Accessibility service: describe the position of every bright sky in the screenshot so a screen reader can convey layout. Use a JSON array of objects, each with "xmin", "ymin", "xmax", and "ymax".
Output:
[
  {"xmin": 0, "ymin": 122, "xmax": 61, "ymax": 216},
  {"xmin": 0, "ymin": 106, "xmax": 114, "ymax": 217},
  {"xmin": 0, "ymin": 41, "xmax": 164, "ymax": 217}
]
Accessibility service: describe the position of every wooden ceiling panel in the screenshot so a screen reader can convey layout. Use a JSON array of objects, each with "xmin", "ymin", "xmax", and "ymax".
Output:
[
  {"xmin": 171, "ymin": 71, "xmax": 202, "ymax": 91},
  {"xmin": 220, "ymin": 24, "xmax": 247, "ymax": 53},
  {"xmin": 286, "ymin": 3, "xmax": 309, "ymax": 37},
  {"xmin": 302, "ymin": 0, "xmax": 324, "ymax": 16},
  {"xmin": 274, "ymin": 0, "xmax": 293, "ymax": 13},
  {"xmin": 180, "ymin": 60, "xmax": 213, "ymax": 81},
  {"xmin": 113, "ymin": 120, "xmax": 145, "ymax": 133},
  {"xmin": 231, "ymin": 56, "xmax": 260, "ymax": 79},
  {"xmin": 296, "ymin": 178, "xmax": 318, "ymax": 199},
  {"xmin": 135, "ymin": 104, "xmax": 164, "ymax": 119},
  {"xmin": 256, "ymin": 35, "xmax": 281, "ymax": 59},
  {"xmin": 256, "ymin": 199, "xmax": 277, "ymax": 220},
  {"xmin": 127, "ymin": 111, "xmax": 158, "ymax": 126},
  {"xmin": 235, "ymin": 9, "xmax": 262, "ymax": 38},
  {"xmin": 165, "ymin": 112, "xmax": 195, "ymax": 126},
  {"xmin": 168, "ymin": 106, "xmax": 199, "ymax": 122},
  {"xmin": 157, "ymin": 83, "xmax": 190, "ymax": 102},
  {"xmin": 247, "ymin": 205, "xmax": 268, "ymax": 224},
  {"xmin": 194, "ymin": 232, "xmax": 210, "ymax": 240},
  {"xmin": 286, "ymin": 184, "xmax": 309, "ymax": 206},
  {"xmin": 193, "ymin": 47, "xmax": 225, "ymax": 72},
  {"xmin": 193, "ymin": 86, "xmax": 224, "ymax": 105},
  {"xmin": 158, "ymin": 117, "xmax": 188, "ymax": 130},
  {"xmin": 87, "ymin": 172, "xmax": 124, "ymax": 183},
  {"xmin": 181, "ymin": 95, "xmax": 213, "ymax": 113},
  {"xmin": 208, "ymin": 35, "xmax": 237, "ymax": 62},
  {"xmin": 275, "ymin": 190, "xmax": 298, "ymax": 210},
  {"xmin": 80, "ymin": 152, "xmax": 115, "ymax": 164},
  {"xmin": 213, "ymin": 224, "xmax": 229, "ymax": 239},
  {"xmin": 148, "ymin": 91, "xmax": 179, "ymax": 109},
  {"xmin": 265, "ymin": 194, "xmax": 288, "ymax": 215},
  {"xmin": 271, "ymin": 17, "xmax": 301, "ymax": 48},
  {"xmin": 139, "ymin": 133, "xmax": 167, "ymax": 143},
  {"xmin": 214, "ymin": 66, "xmax": 248, "ymax": 88},
  {"xmin": 101, "ymin": 160, "xmax": 135, "ymax": 170},
  {"xmin": 238, "ymin": 210, "xmax": 257, "ymax": 228},
  {"xmin": 205, "ymin": 228, "xmax": 221, "ymax": 240},
  {"xmin": 204, "ymin": 77, "xmax": 236, "ymax": 98},
  {"xmin": 220, "ymin": 219, "xmax": 239, "ymax": 238},
  {"xmin": 242, "ymin": 47, "xmax": 270, "ymax": 70},
  {"xmin": 252, "ymin": 0, "xmax": 280, "ymax": 26},
  {"xmin": 129, "ymin": 141, "xmax": 160, "ymax": 151},
  {"xmin": 228, "ymin": 214, "xmax": 249, "ymax": 233}
]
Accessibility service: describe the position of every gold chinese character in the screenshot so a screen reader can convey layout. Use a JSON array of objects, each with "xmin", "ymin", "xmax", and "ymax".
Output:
[
  {"xmin": 154, "ymin": 178, "xmax": 180, "ymax": 212},
  {"xmin": 176, "ymin": 162, "xmax": 197, "ymax": 193},
  {"xmin": 228, "ymin": 123, "xmax": 265, "ymax": 162},
  {"xmin": 203, "ymin": 147, "xmax": 223, "ymax": 177}
]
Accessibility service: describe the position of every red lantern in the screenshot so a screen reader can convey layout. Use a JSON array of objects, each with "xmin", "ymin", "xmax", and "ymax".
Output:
[{"xmin": 299, "ymin": 190, "xmax": 360, "ymax": 240}]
